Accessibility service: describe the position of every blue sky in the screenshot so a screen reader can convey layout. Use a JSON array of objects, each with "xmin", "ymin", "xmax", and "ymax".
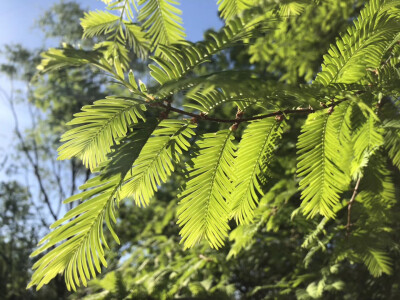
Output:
[
  {"xmin": 0, "ymin": 0, "xmax": 223, "ymax": 170},
  {"xmin": 0, "ymin": 0, "xmax": 223, "ymax": 48}
]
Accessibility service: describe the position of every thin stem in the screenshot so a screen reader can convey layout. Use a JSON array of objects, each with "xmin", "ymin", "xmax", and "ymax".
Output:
[
  {"xmin": 150, "ymin": 98, "xmax": 349, "ymax": 124},
  {"xmin": 153, "ymin": 101, "xmax": 317, "ymax": 123},
  {"xmin": 346, "ymin": 177, "xmax": 361, "ymax": 237}
]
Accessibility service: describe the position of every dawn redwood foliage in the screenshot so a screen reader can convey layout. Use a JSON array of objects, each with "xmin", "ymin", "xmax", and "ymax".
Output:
[{"xmin": 28, "ymin": 0, "xmax": 400, "ymax": 292}]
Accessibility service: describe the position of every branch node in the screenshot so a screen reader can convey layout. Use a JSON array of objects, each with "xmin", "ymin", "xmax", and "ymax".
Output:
[
  {"xmin": 275, "ymin": 114, "xmax": 284, "ymax": 122},
  {"xmin": 229, "ymin": 123, "xmax": 239, "ymax": 131},
  {"xmin": 199, "ymin": 112, "xmax": 207, "ymax": 119}
]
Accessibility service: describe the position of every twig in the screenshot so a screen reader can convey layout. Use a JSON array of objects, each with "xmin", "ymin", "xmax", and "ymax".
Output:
[
  {"xmin": 346, "ymin": 177, "xmax": 361, "ymax": 237},
  {"xmin": 24, "ymin": 169, "xmax": 49, "ymax": 228},
  {"xmin": 155, "ymin": 102, "xmax": 315, "ymax": 123},
  {"xmin": 230, "ymin": 107, "xmax": 244, "ymax": 131},
  {"xmin": 152, "ymin": 99, "xmax": 349, "ymax": 124}
]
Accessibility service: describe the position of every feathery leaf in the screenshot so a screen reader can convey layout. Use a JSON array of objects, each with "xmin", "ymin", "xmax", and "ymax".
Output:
[
  {"xmin": 28, "ymin": 122, "xmax": 158, "ymax": 291},
  {"xmin": 138, "ymin": 0, "xmax": 185, "ymax": 49},
  {"xmin": 363, "ymin": 248, "xmax": 393, "ymax": 276},
  {"xmin": 231, "ymin": 118, "xmax": 285, "ymax": 224},
  {"xmin": 178, "ymin": 130, "xmax": 236, "ymax": 249},
  {"xmin": 121, "ymin": 119, "xmax": 196, "ymax": 207},
  {"xmin": 149, "ymin": 13, "xmax": 277, "ymax": 94},
  {"xmin": 315, "ymin": 0, "xmax": 400, "ymax": 85},
  {"xmin": 297, "ymin": 103, "xmax": 352, "ymax": 218},
  {"xmin": 351, "ymin": 112, "xmax": 384, "ymax": 179},
  {"xmin": 217, "ymin": 0, "xmax": 252, "ymax": 20},
  {"xmin": 81, "ymin": 10, "xmax": 120, "ymax": 38},
  {"xmin": 57, "ymin": 98, "xmax": 146, "ymax": 171}
]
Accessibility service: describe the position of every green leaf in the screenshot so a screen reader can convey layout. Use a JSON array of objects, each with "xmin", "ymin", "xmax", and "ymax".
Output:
[
  {"xmin": 150, "ymin": 13, "xmax": 276, "ymax": 92},
  {"xmin": 384, "ymin": 127, "xmax": 400, "ymax": 170},
  {"xmin": 297, "ymin": 104, "xmax": 351, "ymax": 218},
  {"xmin": 57, "ymin": 98, "xmax": 146, "ymax": 171},
  {"xmin": 177, "ymin": 130, "xmax": 236, "ymax": 249},
  {"xmin": 28, "ymin": 122, "xmax": 158, "ymax": 291},
  {"xmin": 231, "ymin": 118, "xmax": 285, "ymax": 224},
  {"xmin": 94, "ymin": 39, "xmax": 130, "ymax": 71},
  {"xmin": 217, "ymin": 0, "xmax": 252, "ymax": 20},
  {"xmin": 363, "ymin": 248, "xmax": 393, "ymax": 276},
  {"xmin": 138, "ymin": 0, "xmax": 186, "ymax": 49},
  {"xmin": 184, "ymin": 88, "xmax": 264, "ymax": 113},
  {"xmin": 81, "ymin": 10, "xmax": 120, "ymax": 38},
  {"xmin": 121, "ymin": 119, "xmax": 196, "ymax": 207},
  {"xmin": 114, "ymin": 55, "xmax": 124, "ymax": 78},
  {"xmin": 124, "ymin": 22, "xmax": 150, "ymax": 58},
  {"xmin": 278, "ymin": 1, "xmax": 308, "ymax": 17},
  {"xmin": 357, "ymin": 152, "xmax": 396, "ymax": 207},
  {"xmin": 128, "ymin": 69, "xmax": 138, "ymax": 89},
  {"xmin": 37, "ymin": 46, "xmax": 108, "ymax": 73},
  {"xmin": 228, "ymin": 179, "xmax": 297, "ymax": 259},
  {"xmin": 314, "ymin": 0, "xmax": 400, "ymax": 85},
  {"xmin": 351, "ymin": 112, "xmax": 384, "ymax": 179}
]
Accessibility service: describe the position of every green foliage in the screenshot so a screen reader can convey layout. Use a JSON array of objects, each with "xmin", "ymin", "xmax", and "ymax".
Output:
[
  {"xmin": 217, "ymin": 0, "xmax": 252, "ymax": 20},
  {"xmin": 231, "ymin": 118, "xmax": 285, "ymax": 224},
  {"xmin": 79, "ymin": 0, "xmax": 150, "ymax": 64},
  {"xmin": 57, "ymin": 98, "xmax": 146, "ymax": 170},
  {"xmin": 297, "ymin": 104, "xmax": 351, "ymax": 218},
  {"xmin": 26, "ymin": 0, "xmax": 400, "ymax": 296},
  {"xmin": 28, "ymin": 122, "xmax": 158, "ymax": 291},
  {"xmin": 178, "ymin": 130, "xmax": 236, "ymax": 249},
  {"xmin": 0, "ymin": 182, "xmax": 40, "ymax": 299},
  {"xmin": 138, "ymin": 0, "xmax": 185, "ymax": 48},
  {"xmin": 315, "ymin": 0, "xmax": 400, "ymax": 85},
  {"xmin": 148, "ymin": 12, "xmax": 275, "ymax": 91},
  {"xmin": 363, "ymin": 248, "xmax": 393, "ymax": 276},
  {"xmin": 351, "ymin": 111, "xmax": 384, "ymax": 178},
  {"xmin": 28, "ymin": 119, "xmax": 196, "ymax": 290},
  {"xmin": 120, "ymin": 119, "xmax": 196, "ymax": 206},
  {"xmin": 81, "ymin": 11, "xmax": 120, "ymax": 38}
]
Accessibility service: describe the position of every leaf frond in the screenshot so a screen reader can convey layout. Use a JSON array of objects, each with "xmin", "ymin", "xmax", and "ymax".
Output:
[
  {"xmin": 81, "ymin": 10, "xmax": 120, "ymax": 38},
  {"xmin": 297, "ymin": 103, "xmax": 352, "ymax": 218},
  {"xmin": 121, "ymin": 119, "xmax": 196, "ymax": 207},
  {"xmin": 148, "ymin": 12, "xmax": 277, "ymax": 91},
  {"xmin": 177, "ymin": 130, "xmax": 236, "ymax": 249},
  {"xmin": 138, "ymin": 0, "xmax": 186, "ymax": 49},
  {"xmin": 28, "ymin": 122, "xmax": 158, "ymax": 291},
  {"xmin": 217, "ymin": 0, "xmax": 253, "ymax": 20},
  {"xmin": 315, "ymin": 0, "xmax": 400, "ymax": 85},
  {"xmin": 351, "ymin": 110, "xmax": 384, "ymax": 179},
  {"xmin": 58, "ymin": 98, "xmax": 147, "ymax": 171},
  {"xmin": 363, "ymin": 248, "xmax": 393, "ymax": 276},
  {"xmin": 231, "ymin": 118, "xmax": 285, "ymax": 224}
]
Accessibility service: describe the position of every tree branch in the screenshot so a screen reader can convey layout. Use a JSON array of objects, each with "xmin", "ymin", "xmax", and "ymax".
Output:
[
  {"xmin": 155, "ymin": 102, "xmax": 314, "ymax": 123},
  {"xmin": 153, "ymin": 99, "xmax": 346, "ymax": 124},
  {"xmin": 0, "ymin": 83, "xmax": 58, "ymax": 221}
]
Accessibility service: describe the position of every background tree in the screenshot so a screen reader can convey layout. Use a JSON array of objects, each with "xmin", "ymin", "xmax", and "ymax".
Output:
[{"xmin": 0, "ymin": 1, "xmax": 118, "ymax": 298}]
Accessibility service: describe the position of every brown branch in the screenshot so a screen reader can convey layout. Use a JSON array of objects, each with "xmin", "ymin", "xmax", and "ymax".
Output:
[
  {"xmin": 346, "ymin": 177, "xmax": 361, "ymax": 237},
  {"xmin": 51, "ymin": 158, "xmax": 65, "ymax": 217},
  {"xmin": 155, "ymin": 102, "xmax": 315, "ymax": 123},
  {"xmin": 24, "ymin": 169, "xmax": 49, "ymax": 228}
]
